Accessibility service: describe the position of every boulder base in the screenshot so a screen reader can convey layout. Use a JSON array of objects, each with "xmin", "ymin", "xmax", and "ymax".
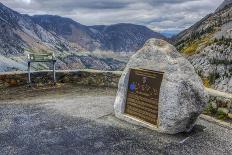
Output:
[{"xmin": 114, "ymin": 39, "xmax": 209, "ymax": 134}]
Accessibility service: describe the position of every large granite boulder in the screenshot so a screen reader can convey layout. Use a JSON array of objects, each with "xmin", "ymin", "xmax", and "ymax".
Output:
[{"xmin": 114, "ymin": 39, "xmax": 209, "ymax": 134}]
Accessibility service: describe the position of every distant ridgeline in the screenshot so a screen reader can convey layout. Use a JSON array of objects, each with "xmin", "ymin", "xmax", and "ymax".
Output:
[{"xmin": 0, "ymin": 2, "xmax": 166, "ymax": 73}]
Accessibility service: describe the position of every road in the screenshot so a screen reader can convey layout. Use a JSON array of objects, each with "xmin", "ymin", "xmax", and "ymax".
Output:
[{"xmin": 0, "ymin": 85, "xmax": 231, "ymax": 155}]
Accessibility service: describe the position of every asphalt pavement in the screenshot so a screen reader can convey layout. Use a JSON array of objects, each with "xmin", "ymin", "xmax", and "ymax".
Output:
[{"xmin": 0, "ymin": 86, "xmax": 231, "ymax": 155}]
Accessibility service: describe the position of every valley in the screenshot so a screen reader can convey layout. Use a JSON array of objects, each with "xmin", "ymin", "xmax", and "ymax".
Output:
[
  {"xmin": 0, "ymin": 0, "xmax": 232, "ymax": 93},
  {"xmin": 0, "ymin": 2, "xmax": 165, "ymax": 72}
]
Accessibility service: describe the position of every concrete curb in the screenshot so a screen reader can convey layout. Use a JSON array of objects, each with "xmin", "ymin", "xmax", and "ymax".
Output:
[
  {"xmin": 205, "ymin": 87, "xmax": 232, "ymax": 99},
  {"xmin": 200, "ymin": 114, "xmax": 232, "ymax": 130}
]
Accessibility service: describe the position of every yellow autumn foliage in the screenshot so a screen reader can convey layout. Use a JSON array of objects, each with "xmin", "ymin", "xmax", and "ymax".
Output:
[
  {"xmin": 202, "ymin": 78, "xmax": 210, "ymax": 88},
  {"xmin": 181, "ymin": 34, "xmax": 212, "ymax": 55}
]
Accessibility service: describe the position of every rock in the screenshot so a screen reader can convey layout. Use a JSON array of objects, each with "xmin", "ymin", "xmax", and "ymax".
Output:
[
  {"xmin": 114, "ymin": 39, "xmax": 209, "ymax": 134},
  {"xmin": 211, "ymin": 102, "xmax": 218, "ymax": 109},
  {"xmin": 217, "ymin": 108, "xmax": 229, "ymax": 115},
  {"xmin": 216, "ymin": 97, "xmax": 225, "ymax": 107},
  {"xmin": 216, "ymin": 97, "xmax": 231, "ymax": 108},
  {"xmin": 225, "ymin": 99, "xmax": 231, "ymax": 109},
  {"xmin": 228, "ymin": 113, "xmax": 232, "ymax": 119}
]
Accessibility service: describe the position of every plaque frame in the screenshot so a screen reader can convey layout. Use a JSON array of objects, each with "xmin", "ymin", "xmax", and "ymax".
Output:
[{"xmin": 124, "ymin": 68, "xmax": 164, "ymax": 127}]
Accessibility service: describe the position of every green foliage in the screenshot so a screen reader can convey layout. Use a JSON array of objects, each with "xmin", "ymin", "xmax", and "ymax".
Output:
[
  {"xmin": 203, "ymin": 103, "xmax": 217, "ymax": 115},
  {"xmin": 229, "ymin": 68, "xmax": 232, "ymax": 74},
  {"xmin": 213, "ymin": 36, "xmax": 232, "ymax": 46},
  {"xmin": 197, "ymin": 70, "xmax": 203, "ymax": 77},
  {"xmin": 189, "ymin": 27, "xmax": 214, "ymax": 41},
  {"xmin": 208, "ymin": 72, "xmax": 220, "ymax": 85},
  {"xmin": 203, "ymin": 103, "xmax": 229, "ymax": 120},
  {"xmin": 216, "ymin": 110, "xmax": 228, "ymax": 120}
]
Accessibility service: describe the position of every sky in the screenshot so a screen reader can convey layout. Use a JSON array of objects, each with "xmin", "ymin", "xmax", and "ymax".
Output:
[{"xmin": 1, "ymin": 0, "xmax": 224, "ymax": 36}]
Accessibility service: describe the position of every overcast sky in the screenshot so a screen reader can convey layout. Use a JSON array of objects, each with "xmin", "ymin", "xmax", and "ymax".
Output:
[{"xmin": 1, "ymin": 0, "xmax": 224, "ymax": 36}]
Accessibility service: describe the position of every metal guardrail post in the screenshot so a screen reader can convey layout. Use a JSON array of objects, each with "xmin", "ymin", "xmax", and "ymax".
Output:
[
  {"xmin": 53, "ymin": 60, "xmax": 56, "ymax": 85},
  {"xmin": 28, "ymin": 61, "xmax": 31, "ymax": 86}
]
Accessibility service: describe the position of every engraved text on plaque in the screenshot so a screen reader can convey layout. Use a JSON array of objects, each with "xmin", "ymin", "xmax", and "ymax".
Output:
[{"xmin": 125, "ymin": 68, "xmax": 164, "ymax": 125}]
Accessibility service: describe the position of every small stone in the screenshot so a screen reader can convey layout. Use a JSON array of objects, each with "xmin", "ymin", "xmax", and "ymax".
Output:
[
  {"xmin": 228, "ymin": 113, "xmax": 232, "ymax": 119},
  {"xmin": 94, "ymin": 141, "xmax": 104, "ymax": 149},
  {"xmin": 217, "ymin": 108, "xmax": 229, "ymax": 115},
  {"xmin": 216, "ymin": 97, "xmax": 227, "ymax": 108},
  {"xmin": 225, "ymin": 99, "xmax": 231, "ymax": 109},
  {"xmin": 211, "ymin": 102, "xmax": 217, "ymax": 109}
]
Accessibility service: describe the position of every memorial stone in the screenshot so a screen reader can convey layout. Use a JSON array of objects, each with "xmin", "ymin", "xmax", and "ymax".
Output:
[{"xmin": 114, "ymin": 39, "xmax": 209, "ymax": 134}]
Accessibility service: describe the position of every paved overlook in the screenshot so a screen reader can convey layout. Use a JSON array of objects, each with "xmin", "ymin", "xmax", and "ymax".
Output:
[{"xmin": 0, "ymin": 85, "xmax": 231, "ymax": 155}]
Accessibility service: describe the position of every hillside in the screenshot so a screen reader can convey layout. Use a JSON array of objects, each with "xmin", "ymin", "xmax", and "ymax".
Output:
[
  {"xmin": 31, "ymin": 15, "xmax": 99, "ymax": 52},
  {"xmin": 216, "ymin": 0, "xmax": 232, "ymax": 12},
  {"xmin": 174, "ymin": 1, "xmax": 232, "ymax": 93},
  {"xmin": 0, "ymin": 2, "xmax": 166, "ymax": 72},
  {"xmin": 0, "ymin": 2, "xmax": 81, "ymax": 71}
]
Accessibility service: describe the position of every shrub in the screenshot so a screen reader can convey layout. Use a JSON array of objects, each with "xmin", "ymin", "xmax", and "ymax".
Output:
[
  {"xmin": 216, "ymin": 110, "xmax": 228, "ymax": 120},
  {"xmin": 203, "ymin": 102, "xmax": 217, "ymax": 115}
]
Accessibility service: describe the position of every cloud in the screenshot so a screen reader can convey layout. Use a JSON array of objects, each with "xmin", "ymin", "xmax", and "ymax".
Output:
[
  {"xmin": 16, "ymin": 0, "xmax": 31, "ymax": 4},
  {"xmin": 1, "ymin": 0, "xmax": 224, "ymax": 35}
]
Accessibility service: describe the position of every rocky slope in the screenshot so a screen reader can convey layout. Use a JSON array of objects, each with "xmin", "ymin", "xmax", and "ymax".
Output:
[
  {"xmin": 216, "ymin": 0, "xmax": 232, "ymax": 12},
  {"xmin": 31, "ymin": 15, "xmax": 99, "ymax": 52},
  {"xmin": 0, "ymin": 2, "xmax": 80, "ymax": 71},
  {"xmin": 174, "ymin": 1, "xmax": 232, "ymax": 93}
]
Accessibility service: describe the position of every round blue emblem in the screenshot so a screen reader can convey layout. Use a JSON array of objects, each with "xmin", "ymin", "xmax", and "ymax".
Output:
[{"xmin": 129, "ymin": 83, "xmax": 136, "ymax": 91}]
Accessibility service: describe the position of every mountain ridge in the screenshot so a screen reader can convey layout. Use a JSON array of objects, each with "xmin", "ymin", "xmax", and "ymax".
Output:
[
  {"xmin": 0, "ymin": 2, "xmax": 166, "ymax": 72},
  {"xmin": 174, "ymin": 1, "xmax": 232, "ymax": 93},
  {"xmin": 32, "ymin": 15, "xmax": 166, "ymax": 52},
  {"xmin": 216, "ymin": 0, "xmax": 232, "ymax": 12}
]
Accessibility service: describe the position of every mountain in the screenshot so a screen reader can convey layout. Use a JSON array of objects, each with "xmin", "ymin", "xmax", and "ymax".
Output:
[
  {"xmin": 31, "ymin": 15, "xmax": 100, "ymax": 51},
  {"xmin": 174, "ymin": 1, "xmax": 232, "ymax": 93},
  {"xmin": 0, "ymin": 2, "xmax": 81, "ymax": 71},
  {"xmin": 0, "ymin": 2, "xmax": 166, "ymax": 72},
  {"xmin": 32, "ymin": 15, "xmax": 166, "ymax": 52},
  {"xmin": 91, "ymin": 23, "xmax": 166, "ymax": 52},
  {"xmin": 216, "ymin": 0, "xmax": 232, "ymax": 12},
  {"xmin": 0, "ymin": 3, "xmax": 76, "ymax": 55}
]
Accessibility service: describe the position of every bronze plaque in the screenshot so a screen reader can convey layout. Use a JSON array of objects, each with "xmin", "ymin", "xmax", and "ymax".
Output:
[{"xmin": 125, "ymin": 68, "xmax": 164, "ymax": 125}]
